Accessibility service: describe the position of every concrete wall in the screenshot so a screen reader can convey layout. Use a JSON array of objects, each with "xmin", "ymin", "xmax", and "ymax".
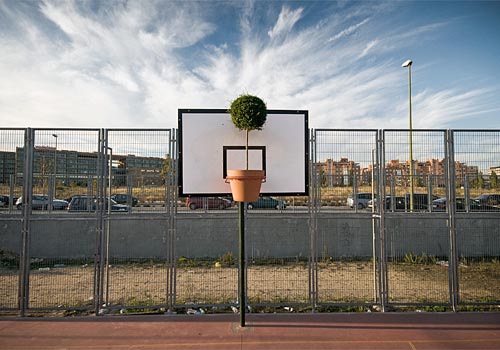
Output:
[
  {"xmin": 0, "ymin": 219, "xmax": 22, "ymax": 258},
  {"xmin": 0, "ymin": 213, "xmax": 499, "ymax": 260}
]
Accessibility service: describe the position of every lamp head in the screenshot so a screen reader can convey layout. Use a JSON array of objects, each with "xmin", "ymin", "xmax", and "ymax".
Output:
[{"xmin": 402, "ymin": 59, "xmax": 413, "ymax": 67}]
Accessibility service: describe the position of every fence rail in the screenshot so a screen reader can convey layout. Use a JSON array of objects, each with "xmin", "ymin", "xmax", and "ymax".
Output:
[{"xmin": 0, "ymin": 128, "xmax": 499, "ymax": 315}]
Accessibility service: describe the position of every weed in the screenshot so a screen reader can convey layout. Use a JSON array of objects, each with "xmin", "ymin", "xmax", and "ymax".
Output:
[
  {"xmin": 219, "ymin": 251, "xmax": 235, "ymax": 266},
  {"xmin": 403, "ymin": 252, "xmax": 438, "ymax": 265},
  {"xmin": 403, "ymin": 251, "xmax": 418, "ymax": 264}
]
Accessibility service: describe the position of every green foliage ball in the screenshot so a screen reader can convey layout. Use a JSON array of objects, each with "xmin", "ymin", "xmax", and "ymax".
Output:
[{"xmin": 229, "ymin": 94, "xmax": 267, "ymax": 131}]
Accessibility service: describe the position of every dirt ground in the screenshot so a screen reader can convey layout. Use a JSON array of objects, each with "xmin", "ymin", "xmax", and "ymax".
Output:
[{"xmin": 1, "ymin": 261, "xmax": 499, "ymax": 310}]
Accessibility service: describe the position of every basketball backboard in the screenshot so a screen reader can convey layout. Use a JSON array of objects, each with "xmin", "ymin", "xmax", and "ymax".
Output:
[{"xmin": 178, "ymin": 109, "xmax": 309, "ymax": 197}]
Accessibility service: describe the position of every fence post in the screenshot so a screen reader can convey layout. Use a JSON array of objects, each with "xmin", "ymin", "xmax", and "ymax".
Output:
[
  {"xmin": 166, "ymin": 128, "xmax": 177, "ymax": 312},
  {"xmin": 93, "ymin": 129, "xmax": 107, "ymax": 315},
  {"xmin": 9, "ymin": 174, "xmax": 15, "ymax": 213},
  {"xmin": 445, "ymin": 130, "xmax": 459, "ymax": 311},
  {"xmin": 376, "ymin": 130, "xmax": 388, "ymax": 311},
  {"xmin": 427, "ymin": 175, "xmax": 433, "ymax": 213},
  {"xmin": 47, "ymin": 175, "xmax": 54, "ymax": 214},
  {"xmin": 353, "ymin": 167, "xmax": 358, "ymax": 212},
  {"xmin": 371, "ymin": 148, "xmax": 378, "ymax": 303},
  {"xmin": 126, "ymin": 175, "xmax": 132, "ymax": 213},
  {"xmin": 308, "ymin": 129, "xmax": 318, "ymax": 310},
  {"xmin": 19, "ymin": 128, "xmax": 34, "ymax": 316}
]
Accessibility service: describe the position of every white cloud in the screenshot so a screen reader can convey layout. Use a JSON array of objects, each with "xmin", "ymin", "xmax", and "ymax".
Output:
[
  {"xmin": 328, "ymin": 18, "xmax": 370, "ymax": 43},
  {"xmin": 267, "ymin": 6, "xmax": 303, "ymax": 40},
  {"xmin": 0, "ymin": 0, "xmax": 498, "ymax": 131},
  {"xmin": 358, "ymin": 40, "xmax": 378, "ymax": 59},
  {"xmin": 412, "ymin": 88, "xmax": 500, "ymax": 128},
  {"xmin": 101, "ymin": 64, "xmax": 140, "ymax": 92}
]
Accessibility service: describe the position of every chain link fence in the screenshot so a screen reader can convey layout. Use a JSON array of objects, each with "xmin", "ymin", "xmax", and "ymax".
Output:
[
  {"xmin": 0, "ymin": 128, "xmax": 499, "ymax": 315},
  {"xmin": 454, "ymin": 131, "xmax": 500, "ymax": 306}
]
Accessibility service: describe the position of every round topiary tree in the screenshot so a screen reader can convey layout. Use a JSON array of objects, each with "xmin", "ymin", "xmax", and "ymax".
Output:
[{"xmin": 229, "ymin": 94, "xmax": 267, "ymax": 169}]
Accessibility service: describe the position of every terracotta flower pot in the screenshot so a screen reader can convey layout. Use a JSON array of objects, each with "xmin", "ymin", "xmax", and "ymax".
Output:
[{"xmin": 225, "ymin": 169, "xmax": 265, "ymax": 202}]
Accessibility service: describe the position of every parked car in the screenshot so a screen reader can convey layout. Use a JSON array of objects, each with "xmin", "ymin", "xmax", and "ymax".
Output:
[
  {"xmin": 66, "ymin": 195, "xmax": 129, "ymax": 212},
  {"xmin": 369, "ymin": 194, "xmax": 438, "ymax": 211},
  {"xmin": 186, "ymin": 197, "xmax": 232, "ymax": 210},
  {"xmin": 110, "ymin": 194, "xmax": 139, "ymax": 207},
  {"xmin": 368, "ymin": 196, "xmax": 405, "ymax": 211},
  {"xmin": 0, "ymin": 195, "xmax": 18, "ymax": 208},
  {"xmin": 431, "ymin": 197, "xmax": 451, "ymax": 211},
  {"xmin": 347, "ymin": 192, "xmax": 374, "ymax": 209},
  {"xmin": 247, "ymin": 197, "xmax": 286, "ymax": 210},
  {"xmin": 15, "ymin": 195, "xmax": 68, "ymax": 210},
  {"xmin": 403, "ymin": 193, "xmax": 439, "ymax": 211},
  {"xmin": 473, "ymin": 194, "xmax": 500, "ymax": 206},
  {"xmin": 432, "ymin": 197, "xmax": 500, "ymax": 212}
]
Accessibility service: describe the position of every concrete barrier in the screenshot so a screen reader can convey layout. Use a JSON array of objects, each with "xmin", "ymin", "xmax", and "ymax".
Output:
[{"xmin": 0, "ymin": 213, "xmax": 499, "ymax": 260}]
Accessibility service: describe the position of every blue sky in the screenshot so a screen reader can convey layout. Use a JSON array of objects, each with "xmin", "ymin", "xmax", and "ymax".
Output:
[{"xmin": 0, "ymin": 0, "xmax": 499, "ymax": 129}]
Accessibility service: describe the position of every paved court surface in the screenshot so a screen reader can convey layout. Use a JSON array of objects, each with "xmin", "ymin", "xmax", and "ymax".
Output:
[{"xmin": 1, "ymin": 312, "xmax": 500, "ymax": 350}]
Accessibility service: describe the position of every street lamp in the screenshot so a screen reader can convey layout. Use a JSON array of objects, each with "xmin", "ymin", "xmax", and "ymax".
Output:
[
  {"xmin": 402, "ymin": 59, "xmax": 414, "ymax": 212},
  {"xmin": 52, "ymin": 134, "xmax": 58, "ymax": 197}
]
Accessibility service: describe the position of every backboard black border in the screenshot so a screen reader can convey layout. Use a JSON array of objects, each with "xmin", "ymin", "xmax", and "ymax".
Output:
[{"xmin": 222, "ymin": 146, "xmax": 266, "ymax": 179}]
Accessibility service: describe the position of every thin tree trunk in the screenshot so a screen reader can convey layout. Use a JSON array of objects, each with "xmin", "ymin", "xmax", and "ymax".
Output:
[{"xmin": 246, "ymin": 130, "xmax": 249, "ymax": 170}]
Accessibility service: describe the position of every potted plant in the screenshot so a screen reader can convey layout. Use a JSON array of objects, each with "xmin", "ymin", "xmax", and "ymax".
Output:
[{"xmin": 225, "ymin": 94, "xmax": 267, "ymax": 202}]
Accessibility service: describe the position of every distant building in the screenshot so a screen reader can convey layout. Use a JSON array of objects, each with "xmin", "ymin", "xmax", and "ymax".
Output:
[
  {"xmin": 15, "ymin": 147, "xmax": 99, "ymax": 184},
  {"xmin": 318, "ymin": 157, "xmax": 479, "ymax": 188},
  {"xmin": 489, "ymin": 166, "xmax": 500, "ymax": 175},
  {"xmin": 1, "ymin": 147, "xmax": 165, "ymax": 186},
  {"xmin": 0, "ymin": 151, "xmax": 16, "ymax": 183},
  {"xmin": 113, "ymin": 154, "xmax": 165, "ymax": 186},
  {"xmin": 317, "ymin": 158, "xmax": 361, "ymax": 187}
]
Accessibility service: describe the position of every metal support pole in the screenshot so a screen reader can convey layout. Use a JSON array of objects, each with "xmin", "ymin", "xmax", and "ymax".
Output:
[
  {"xmin": 238, "ymin": 201, "xmax": 246, "ymax": 327},
  {"xmin": 308, "ymin": 129, "xmax": 318, "ymax": 311},
  {"xmin": 166, "ymin": 129, "xmax": 177, "ymax": 312},
  {"xmin": 19, "ymin": 128, "xmax": 34, "ymax": 316},
  {"xmin": 445, "ymin": 130, "xmax": 459, "ymax": 311},
  {"xmin": 371, "ymin": 149, "xmax": 377, "ymax": 303},
  {"xmin": 104, "ymin": 146, "xmax": 112, "ymax": 307},
  {"xmin": 377, "ymin": 130, "xmax": 388, "ymax": 311},
  {"xmin": 94, "ymin": 129, "xmax": 106, "ymax": 315},
  {"xmin": 408, "ymin": 65, "xmax": 414, "ymax": 212},
  {"xmin": 52, "ymin": 134, "xmax": 58, "ymax": 198}
]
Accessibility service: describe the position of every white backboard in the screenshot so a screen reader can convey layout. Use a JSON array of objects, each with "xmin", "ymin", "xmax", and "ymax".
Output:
[{"xmin": 178, "ymin": 109, "xmax": 309, "ymax": 197}]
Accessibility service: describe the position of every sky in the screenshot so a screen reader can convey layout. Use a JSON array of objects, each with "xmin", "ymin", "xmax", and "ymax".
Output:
[{"xmin": 1, "ymin": 0, "xmax": 499, "ymax": 130}]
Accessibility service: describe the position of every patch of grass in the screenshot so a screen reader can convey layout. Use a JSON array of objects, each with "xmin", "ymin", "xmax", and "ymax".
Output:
[
  {"xmin": 402, "ymin": 252, "xmax": 439, "ymax": 265},
  {"xmin": 315, "ymin": 305, "xmax": 369, "ymax": 313},
  {"xmin": 250, "ymin": 257, "xmax": 308, "ymax": 266},
  {"xmin": 177, "ymin": 257, "xmax": 215, "ymax": 268}
]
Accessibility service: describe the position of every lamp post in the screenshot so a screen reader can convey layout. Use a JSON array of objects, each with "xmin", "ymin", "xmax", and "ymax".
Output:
[
  {"xmin": 52, "ymin": 134, "xmax": 58, "ymax": 197},
  {"xmin": 402, "ymin": 59, "xmax": 414, "ymax": 212}
]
